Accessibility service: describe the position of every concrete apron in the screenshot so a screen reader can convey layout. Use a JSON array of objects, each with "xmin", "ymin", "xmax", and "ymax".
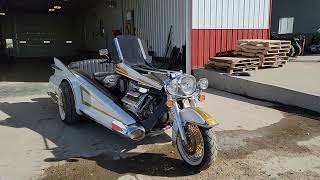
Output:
[{"xmin": 194, "ymin": 69, "xmax": 320, "ymax": 113}]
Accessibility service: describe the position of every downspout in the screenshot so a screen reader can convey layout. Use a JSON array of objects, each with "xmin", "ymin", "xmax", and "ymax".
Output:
[{"xmin": 186, "ymin": 0, "xmax": 192, "ymax": 74}]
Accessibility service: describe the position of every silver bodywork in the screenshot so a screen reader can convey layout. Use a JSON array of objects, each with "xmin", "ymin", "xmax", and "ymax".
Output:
[{"xmin": 49, "ymin": 35, "xmax": 218, "ymax": 142}]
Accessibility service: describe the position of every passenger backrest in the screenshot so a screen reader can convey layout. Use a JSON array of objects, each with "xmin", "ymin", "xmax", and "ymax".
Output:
[{"xmin": 68, "ymin": 59, "xmax": 113, "ymax": 79}]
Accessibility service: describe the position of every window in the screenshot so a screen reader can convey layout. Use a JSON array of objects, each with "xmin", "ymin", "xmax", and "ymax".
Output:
[{"xmin": 278, "ymin": 17, "xmax": 294, "ymax": 34}]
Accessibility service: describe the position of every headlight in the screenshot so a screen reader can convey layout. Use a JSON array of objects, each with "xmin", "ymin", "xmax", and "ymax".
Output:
[
  {"xmin": 177, "ymin": 75, "xmax": 197, "ymax": 95},
  {"xmin": 166, "ymin": 82, "xmax": 179, "ymax": 95},
  {"xmin": 198, "ymin": 78, "xmax": 209, "ymax": 90}
]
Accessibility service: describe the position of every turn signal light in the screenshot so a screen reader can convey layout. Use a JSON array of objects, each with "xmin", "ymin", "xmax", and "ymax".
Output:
[
  {"xmin": 167, "ymin": 99, "xmax": 174, "ymax": 108},
  {"xmin": 198, "ymin": 95, "xmax": 206, "ymax": 102},
  {"xmin": 206, "ymin": 118, "xmax": 217, "ymax": 125}
]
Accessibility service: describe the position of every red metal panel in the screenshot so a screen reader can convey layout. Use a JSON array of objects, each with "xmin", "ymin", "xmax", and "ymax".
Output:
[
  {"xmin": 215, "ymin": 30, "xmax": 222, "ymax": 56},
  {"xmin": 226, "ymin": 30, "xmax": 233, "ymax": 52},
  {"xmin": 198, "ymin": 30, "xmax": 205, "ymax": 67},
  {"xmin": 204, "ymin": 30, "xmax": 211, "ymax": 66},
  {"xmin": 221, "ymin": 30, "xmax": 227, "ymax": 53},
  {"xmin": 237, "ymin": 30, "xmax": 243, "ymax": 41},
  {"xmin": 209, "ymin": 30, "xmax": 216, "ymax": 58},
  {"xmin": 232, "ymin": 30, "xmax": 238, "ymax": 50},
  {"xmin": 191, "ymin": 30, "xmax": 199, "ymax": 67},
  {"xmin": 242, "ymin": 29, "xmax": 249, "ymax": 39},
  {"xmin": 191, "ymin": 29, "xmax": 270, "ymax": 68}
]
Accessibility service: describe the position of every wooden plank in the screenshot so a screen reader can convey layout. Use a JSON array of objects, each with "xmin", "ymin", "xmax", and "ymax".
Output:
[
  {"xmin": 280, "ymin": 40, "xmax": 291, "ymax": 45},
  {"xmin": 237, "ymin": 39, "xmax": 282, "ymax": 47},
  {"xmin": 210, "ymin": 57, "xmax": 259, "ymax": 63},
  {"xmin": 279, "ymin": 49, "xmax": 290, "ymax": 53},
  {"xmin": 242, "ymin": 48, "xmax": 279, "ymax": 55},
  {"xmin": 237, "ymin": 44, "xmax": 281, "ymax": 51},
  {"xmin": 234, "ymin": 51, "xmax": 257, "ymax": 57},
  {"xmin": 205, "ymin": 65, "xmax": 258, "ymax": 74}
]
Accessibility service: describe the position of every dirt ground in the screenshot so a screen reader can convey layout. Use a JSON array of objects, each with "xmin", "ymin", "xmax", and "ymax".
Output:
[
  {"xmin": 40, "ymin": 107, "xmax": 320, "ymax": 180},
  {"xmin": 0, "ymin": 78, "xmax": 320, "ymax": 180}
]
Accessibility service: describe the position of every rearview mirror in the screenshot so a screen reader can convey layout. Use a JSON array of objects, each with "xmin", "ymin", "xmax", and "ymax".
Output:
[{"xmin": 99, "ymin": 49, "xmax": 109, "ymax": 56}]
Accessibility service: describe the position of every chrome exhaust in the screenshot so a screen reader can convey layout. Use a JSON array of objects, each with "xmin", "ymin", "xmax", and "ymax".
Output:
[{"xmin": 126, "ymin": 124, "xmax": 146, "ymax": 141}]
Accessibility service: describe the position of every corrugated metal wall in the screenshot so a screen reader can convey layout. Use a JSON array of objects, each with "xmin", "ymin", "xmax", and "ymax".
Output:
[
  {"xmin": 192, "ymin": 0, "xmax": 272, "ymax": 68},
  {"xmin": 122, "ymin": 0, "xmax": 186, "ymax": 56}
]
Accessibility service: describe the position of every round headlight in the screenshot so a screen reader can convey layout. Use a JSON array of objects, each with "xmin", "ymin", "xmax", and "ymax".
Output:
[
  {"xmin": 166, "ymin": 83, "xmax": 179, "ymax": 95},
  {"xmin": 178, "ymin": 75, "xmax": 197, "ymax": 95},
  {"xmin": 198, "ymin": 78, "xmax": 209, "ymax": 90}
]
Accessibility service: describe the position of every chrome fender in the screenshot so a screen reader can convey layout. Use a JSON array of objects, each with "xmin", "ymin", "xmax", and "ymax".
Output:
[{"xmin": 172, "ymin": 108, "xmax": 218, "ymax": 144}]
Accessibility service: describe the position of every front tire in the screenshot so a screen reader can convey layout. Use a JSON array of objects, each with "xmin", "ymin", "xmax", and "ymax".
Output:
[
  {"xmin": 176, "ymin": 124, "xmax": 218, "ymax": 172},
  {"xmin": 58, "ymin": 82, "xmax": 81, "ymax": 124}
]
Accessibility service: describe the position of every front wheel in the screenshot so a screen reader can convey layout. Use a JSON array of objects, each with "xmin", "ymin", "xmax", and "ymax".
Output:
[{"xmin": 176, "ymin": 123, "xmax": 218, "ymax": 172}]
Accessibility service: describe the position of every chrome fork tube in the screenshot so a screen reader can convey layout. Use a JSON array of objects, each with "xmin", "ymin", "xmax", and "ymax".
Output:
[
  {"xmin": 172, "ymin": 100, "xmax": 188, "ymax": 145},
  {"xmin": 189, "ymin": 97, "xmax": 197, "ymax": 108}
]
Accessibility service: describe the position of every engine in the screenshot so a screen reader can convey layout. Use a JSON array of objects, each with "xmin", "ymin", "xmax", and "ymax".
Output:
[{"xmin": 121, "ymin": 82, "xmax": 155, "ymax": 120}]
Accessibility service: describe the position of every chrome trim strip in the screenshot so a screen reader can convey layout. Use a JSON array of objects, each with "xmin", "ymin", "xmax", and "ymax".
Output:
[
  {"xmin": 137, "ymin": 38, "xmax": 147, "ymax": 60},
  {"xmin": 114, "ymin": 38, "xmax": 124, "ymax": 60},
  {"xmin": 80, "ymin": 85, "xmax": 123, "ymax": 122}
]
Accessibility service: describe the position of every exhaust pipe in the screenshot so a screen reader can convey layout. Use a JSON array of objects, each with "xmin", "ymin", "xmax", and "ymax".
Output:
[
  {"xmin": 126, "ymin": 124, "xmax": 146, "ymax": 141},
  {"xmin": 112, "ymin": 121, "xmax": 145, "ymax": 141}
]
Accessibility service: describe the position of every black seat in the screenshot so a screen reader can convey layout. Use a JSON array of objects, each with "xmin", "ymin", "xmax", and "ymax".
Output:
[{"xmin": 68, "ymin": 59, "xmax": 114, "ymax": 79}]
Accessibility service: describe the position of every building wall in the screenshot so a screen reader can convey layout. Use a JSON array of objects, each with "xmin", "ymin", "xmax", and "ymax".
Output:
[
  {"xmin": 83, "ymin": 1, "xmax": 122, "ymax": 51},
  {"xmin": 1, "ymin": 13, "xmax": 82, "ymax": 58},
  {"xmin": 192, "ymin": 0, "xmax": 271, "ymax": 68},
  {"xmin": 84, "ymin": 0, "xmax": 186, "ymax": 57},
  {"xmin": 272, "ymin": 0, "xmax": 320, "ymax": 34},
  {"xmin": 15, "ymin": 13, "xmax": 81, "ymax": 57},
  {"xmin": 123, "ymin": 0, "xmax": 186, "ymax": 56}
]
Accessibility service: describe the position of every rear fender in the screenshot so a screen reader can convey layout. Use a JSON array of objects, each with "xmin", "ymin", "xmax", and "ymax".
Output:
[
  {"xmin": 49, "ymin": 58, "xmax": 76, "ymax": 92},
  {"xmin": 49, "ymin": 58, "xmax": 82, "ymax": 114}
]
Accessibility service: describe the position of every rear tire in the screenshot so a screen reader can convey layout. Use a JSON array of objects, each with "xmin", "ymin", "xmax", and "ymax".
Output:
[
  {"xmin": 289, "ymin": 45, "xmax": 295, "ymax": 57},
  {"xmin": 58, "ymin": 82, "xmax": 81, "ymax": 125},
  {"xmin": 176, "ymin": 124, "xmax": 218, "ymax": 172}
]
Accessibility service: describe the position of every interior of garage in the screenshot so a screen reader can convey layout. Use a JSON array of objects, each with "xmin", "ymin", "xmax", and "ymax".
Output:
[{"xmin": 0, "ymin": 0, "xmax": 187, "ymax": 81}]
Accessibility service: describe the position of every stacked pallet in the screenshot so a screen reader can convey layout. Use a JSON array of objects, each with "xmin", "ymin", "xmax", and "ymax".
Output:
[
  {"xmin": 205, "ymin": 57, "xmax": 260, "ymax": 73},
  {"xmin": 235, "ymin": 39, "xmax": 291, "ymax": 68}
]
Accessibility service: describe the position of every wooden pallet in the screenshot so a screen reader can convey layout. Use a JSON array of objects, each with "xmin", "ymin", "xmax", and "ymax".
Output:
[
  {"xmin": 210, "ymin": 57, "xmax": 259, "ymax": 64},
  {"xmin": 260, "ymin": 58, "xmax": 288, "ymax": 67},
  {"xmin": 241, "ymin": 48, "xmax": 280, "ymax": 55},
  {"xmin": 237, "ymin": 39, "xmax": 282, "ymax": 48},
  {"xmin": 205, "ymin": 64, "xmax": 258, "ymax": 73},
  {"xmin": 237, "ymin": 39, "xmax": 291, "ymax": 52},
  {"xmin": 206, "ymin": 57, "xmax": 259, "ymax": 73}
]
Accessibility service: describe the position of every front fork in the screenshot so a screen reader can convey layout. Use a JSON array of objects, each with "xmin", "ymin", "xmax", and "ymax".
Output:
[{"xmin": 171, "ymin": 98, "xmax": 198, "ymax": 145}]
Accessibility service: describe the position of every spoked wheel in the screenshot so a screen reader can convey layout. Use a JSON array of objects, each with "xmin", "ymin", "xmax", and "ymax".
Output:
[
  {"xmin": 58, "ymin": 82, "xmax": 81, "ymax": 124},
  {"xmin": 176, "ymin": 123, "xmax": 218, "ymax": 172},
  {"xmin": 57, "ymin": 88, "xmax": 66, "ymax": 120}
]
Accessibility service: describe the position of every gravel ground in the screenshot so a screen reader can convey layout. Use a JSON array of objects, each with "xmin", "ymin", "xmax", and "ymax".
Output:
[{"xmin": 0, "ymin": 81, "xmax": 319, "ymax": 180}]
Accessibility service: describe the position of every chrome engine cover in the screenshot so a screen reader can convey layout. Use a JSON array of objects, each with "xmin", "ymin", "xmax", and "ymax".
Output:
[{"xmin": 122, "ymin": 90, "xmax": 148, "ymax": 114}]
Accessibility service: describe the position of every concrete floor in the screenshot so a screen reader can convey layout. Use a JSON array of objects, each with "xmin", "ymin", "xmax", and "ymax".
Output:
[
  {"xmin": 194, "ymin": 57, "xmax": 320, "ymax": 113},
  {"xmin": 239, "ymin": 60, "xmax": 320, "ymax": 96},
  {"xmin": 0, "ymin": 61, "xmax": 320, "ymax": 180}
]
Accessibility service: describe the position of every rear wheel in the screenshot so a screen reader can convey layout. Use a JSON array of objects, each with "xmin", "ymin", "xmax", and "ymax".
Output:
[
  {"xmin": 58, "ymin": 82, "xmax": 81, "ymax": 124},
  {"xmin": 289, "ymin": 45, "xmax": 295, "ymax": 57},
  {"xmin": 176, "ymin": 123, "xmax": 218, "ymax": 172}
]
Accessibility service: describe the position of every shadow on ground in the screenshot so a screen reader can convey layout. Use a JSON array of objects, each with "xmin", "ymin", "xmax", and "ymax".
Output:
[
  {"xmin": 0, "ymin": 98, "xmax": 197, "ymax": 178},
  {"xmin": 1, "ymin": 92, "xmax": 320, "ymax": 179}
]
